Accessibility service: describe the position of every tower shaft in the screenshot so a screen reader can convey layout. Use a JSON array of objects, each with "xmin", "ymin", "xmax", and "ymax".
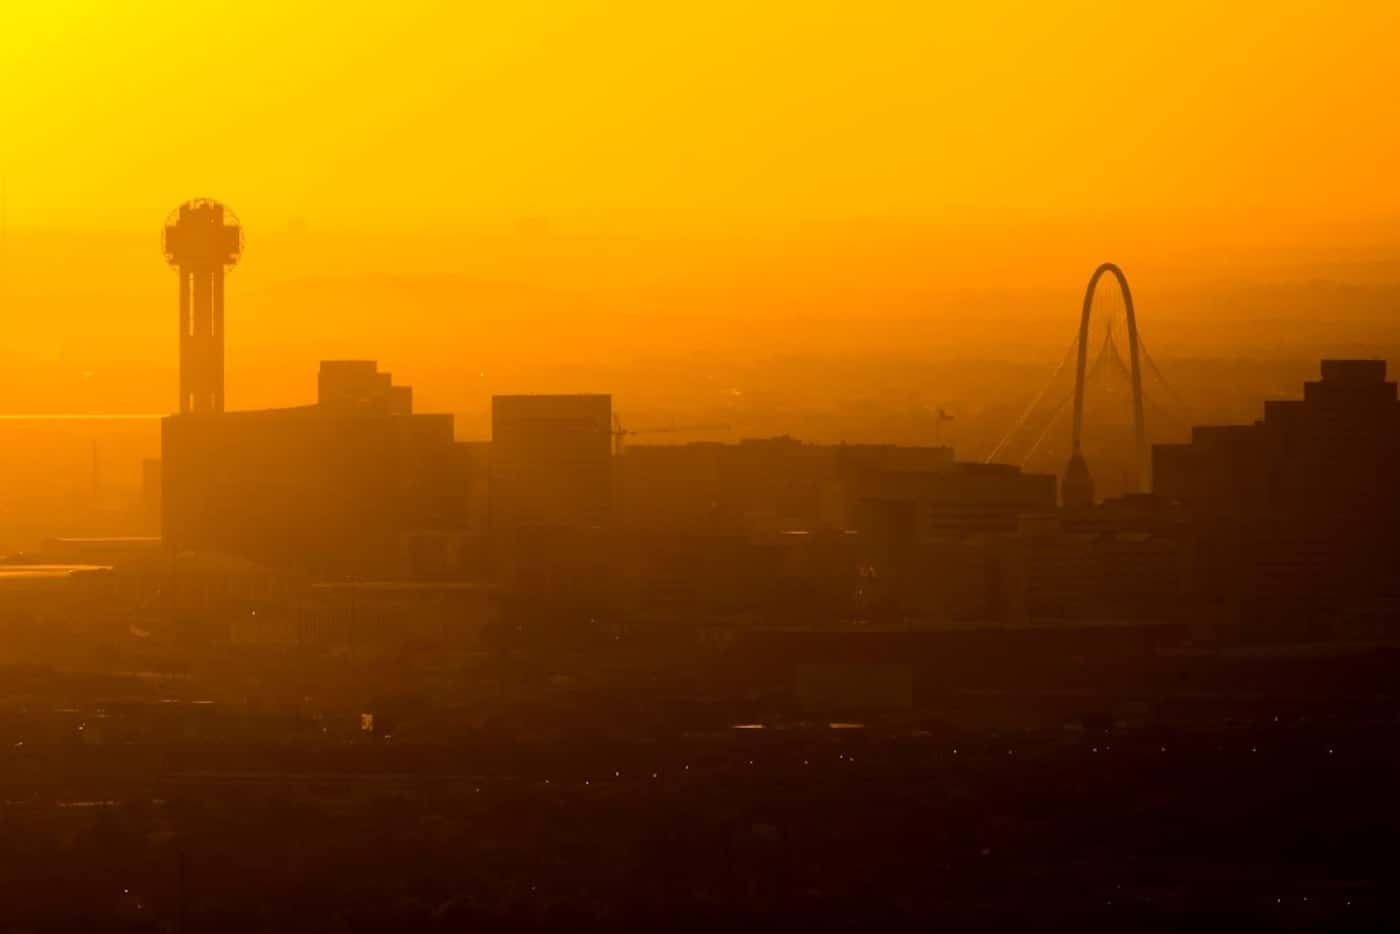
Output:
[{"xmin": 178, "ymin": 265, "xmax": 224, "ymax": 413}]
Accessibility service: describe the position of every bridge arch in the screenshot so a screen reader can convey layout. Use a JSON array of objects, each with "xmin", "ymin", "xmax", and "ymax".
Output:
[{"xmin": 1066, "ymin": 262, "xmax": 1148, "ymax": 500}]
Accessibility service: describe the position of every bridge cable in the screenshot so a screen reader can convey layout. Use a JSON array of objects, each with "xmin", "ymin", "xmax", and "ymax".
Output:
[{"xmin": 984, "ymin": 334, "xmax": 1079, "ymax": 464}]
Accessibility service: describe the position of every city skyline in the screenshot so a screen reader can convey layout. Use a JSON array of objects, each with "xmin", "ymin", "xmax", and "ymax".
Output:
[{"xmin": 2, "ymin": 4, "xmax": 1400, "ymax": 930}]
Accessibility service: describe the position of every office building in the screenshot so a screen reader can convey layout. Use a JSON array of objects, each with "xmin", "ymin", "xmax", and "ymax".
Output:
[
  {"xmin": 1155, "ymin": 359, "xmax": 1400, "ymax": 518},
  {"xmin": 1154, "ymin": 359, "xmax": 1400, "ymax": 622},
  {"xmin": 162, "ymin": 362, "xmax": 469, "ymax": 577}
]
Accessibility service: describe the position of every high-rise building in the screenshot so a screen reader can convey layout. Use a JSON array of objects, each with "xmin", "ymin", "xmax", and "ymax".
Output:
[
  {"xmin": 1154, "ymin": 359, "xmax": 1400, "ymax": 518},
  {"xmin": 1153, "ymin": 359, "xmax": 1400, "ymax": 620}
]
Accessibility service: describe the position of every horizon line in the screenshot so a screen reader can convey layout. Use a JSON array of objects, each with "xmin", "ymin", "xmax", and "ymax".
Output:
[{"xmin": 0, "ymin": 414, "xmax": 166, "ymax": 420}]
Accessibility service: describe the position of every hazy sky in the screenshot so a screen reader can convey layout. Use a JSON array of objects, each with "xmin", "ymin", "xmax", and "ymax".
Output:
[
  {"xmin": 3, "ymin": 1, "xmax": 1398, "ymax": 235},
  {"xmin": 2, "ymin": 1, "xmax": 1399, "ymax": 423}
]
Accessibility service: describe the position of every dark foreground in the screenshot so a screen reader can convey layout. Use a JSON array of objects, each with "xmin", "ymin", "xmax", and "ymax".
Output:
[
  {"xmin": 1, "ymin": 713, "xmax": 1397, "ymax": 932},
  {"xmin": 1, "ymin": 616, "xmax": 1398, "ymax": 932}
]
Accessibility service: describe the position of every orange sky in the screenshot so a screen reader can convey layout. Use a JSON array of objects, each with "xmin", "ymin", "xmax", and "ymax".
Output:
[
  {"xmin": 1, "ymin": 1, "xmax": 1399, "ymax": 420},
  {"xmin": 3, "ymin": 1, "xmax": 1398, "ymax": 234}
]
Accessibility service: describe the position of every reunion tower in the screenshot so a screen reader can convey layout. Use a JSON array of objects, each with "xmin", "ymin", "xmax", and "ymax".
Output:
[{"xmin": 163, "ymin": 199, "xmax": 243, "ymax": 413}]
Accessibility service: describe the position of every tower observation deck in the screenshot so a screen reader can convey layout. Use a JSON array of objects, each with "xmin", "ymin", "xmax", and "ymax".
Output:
[{"xmin": 163, "ymin": 199, "xmax": 243, "ymax": 414}]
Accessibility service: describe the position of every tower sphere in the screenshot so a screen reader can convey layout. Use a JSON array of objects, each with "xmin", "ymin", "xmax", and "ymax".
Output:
[{"xmin": 162, "ymin": 198, "xmax": 244, "ymax": 269}]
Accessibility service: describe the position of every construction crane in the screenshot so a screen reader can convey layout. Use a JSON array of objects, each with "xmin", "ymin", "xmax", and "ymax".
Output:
[{"xmin": 611, "ymin": 413, "xmax": 732, "ymax": 456}]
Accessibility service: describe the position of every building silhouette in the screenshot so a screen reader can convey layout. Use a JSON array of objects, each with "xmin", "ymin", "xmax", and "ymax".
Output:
[
  {"xmin": 1155, "ymin": 359, "xmax": 1400, "ymax": 622},
  {"xmin": 489, "ymin": 394, "xmax": 613, "ymax": 534},
  {"xmin": 141, "ymin": 458, "xmax": 162, "ymax": 535},
  {"xmin": 619, "ymin": 437, "xmax": 954, "ymax": 533},
  {"xmin": 1155, "ymin": 359, "xmax": 1400, "ymax": 518},
  {"xmin": 162, "ymin": 361, "xmax": 469, "ymax": 576},
  {"xmin": 318, "ymin": 360, "xmax": 412, "ymax": 415}
]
